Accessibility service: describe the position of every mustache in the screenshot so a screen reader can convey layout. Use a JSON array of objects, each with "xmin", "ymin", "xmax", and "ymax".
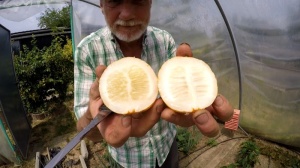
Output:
[{"xmin": 115, "ymin": 20, "xmax": 143, "ymax": 26}]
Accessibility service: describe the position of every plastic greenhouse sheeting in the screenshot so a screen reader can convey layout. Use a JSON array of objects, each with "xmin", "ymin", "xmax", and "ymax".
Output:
[
  {"xmin": 219, "ymin": 0, "xmax": 300, "ymax": 147},
  {"xmin": 72, "ymin": 0, "xmax": 300, "ymax": 148},
  {"xmin": 0, "ymin": 116, "xmax": 20, "ymax": 165}
]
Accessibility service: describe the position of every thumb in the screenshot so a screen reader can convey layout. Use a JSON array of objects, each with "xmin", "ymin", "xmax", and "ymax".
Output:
[
  {"xmin": 193, "ymin": 110, "xmax": 220, "ymax": 137},
  {"xmin": 90, "ymin": 65, "xmax": 107, "ymax": 100},
  {"xmin": 176, "ymin": 43, "xmax": 193, "ymax": 57},
  {"xmin": 95, "ymin": 65, "xmax": 106, "ymax": 78}
]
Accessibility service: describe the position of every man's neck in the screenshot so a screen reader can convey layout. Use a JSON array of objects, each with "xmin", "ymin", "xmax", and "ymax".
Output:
[{"xmin": 117, "ymin": 37, "xmax": 143, "ymax": 58}]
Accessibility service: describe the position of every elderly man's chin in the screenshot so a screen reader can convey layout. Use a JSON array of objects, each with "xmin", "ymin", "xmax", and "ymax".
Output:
[
  {"xmin": 111, "ymin": 27, "xmax": 145, "ymax": 42},
  {"xmin": 114, "ymin": 31, "xmax": 145, "ymax": 42}
]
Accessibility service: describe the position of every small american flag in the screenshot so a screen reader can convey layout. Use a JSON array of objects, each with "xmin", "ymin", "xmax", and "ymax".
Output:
[{"xmin": 224, "ymin": 109, "xmax": 240, "ymax": 130}]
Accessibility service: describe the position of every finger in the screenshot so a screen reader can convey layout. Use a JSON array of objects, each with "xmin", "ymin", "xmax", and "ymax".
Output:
[
  {"xmin": 205, "ymin": 105, "xmax": 215, "ymax": 113},
  {"xmin": 193, "ymin": 110, "xmax": 220, "ymax": 137},
  {"xmin": 211, "ymin": 94, "xmax": 234, "ymax": 122},
  {"xmin": 98, "ymin": 113, "xmax": 131, "ymax": 148},
  {"xmin": 176, "ymin": 43, "xmax": 193, "ymax": 57},
  {"xmin": 90, "ymin": 81, "xmax": 101, "ymax": 100},
  {"xmin": 90, "ymin": 65, "xmax": 107, "ymax": 100},
  {"xmin": 161, "ymin": 108, "xmax": 194, "ymax": 127},
  {"xmin": 95, "ymin": 65, "xmax": 106, "ymax": 78},
  {"xmin": 130, "ymin": 99, "xmax": 164, "ymax": 137},
  {"xmin": 89, "ymin": 98, "xmax": 104, "ymax": 118}
]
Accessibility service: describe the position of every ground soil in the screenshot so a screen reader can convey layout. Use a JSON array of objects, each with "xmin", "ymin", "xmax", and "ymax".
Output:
[{"xmin": 1, "ymin": 98, "xmax": 299, "ymax": 168}]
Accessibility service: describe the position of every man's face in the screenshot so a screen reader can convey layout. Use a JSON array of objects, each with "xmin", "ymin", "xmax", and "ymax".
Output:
[{"xmin": 100, "ymin": 0, "xmax": 152, "ymax": 42}]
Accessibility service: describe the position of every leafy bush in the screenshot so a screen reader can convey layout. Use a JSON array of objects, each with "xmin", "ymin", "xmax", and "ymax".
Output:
[{"xmin": 14, "ymin": 35, "xmax": 73, "ymax": 114}]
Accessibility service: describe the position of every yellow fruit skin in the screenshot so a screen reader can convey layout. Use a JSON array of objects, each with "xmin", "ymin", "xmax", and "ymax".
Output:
[{"xmin": 158, "ymin": 57, "xmax": 218, "ymax": 113}]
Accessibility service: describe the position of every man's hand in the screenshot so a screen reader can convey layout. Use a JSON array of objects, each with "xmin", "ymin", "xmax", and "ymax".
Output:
[
  {"xmin": 98, "ymin": 98, "xmax": 163, "ymax": 147},
  {"xmin": 159, "ymin": 42, "xmax": 234, "ymax": 137},
  {"xmin": 176, "ymin": 43, "xmax": 193, "ymax": 57},
  {"xmin": 78, "ymin": 65, "xmax": 163, "ymax": 148},
  {"xmin": 161, "ymin": 94, "xmax": 234, "ymax": 137}
]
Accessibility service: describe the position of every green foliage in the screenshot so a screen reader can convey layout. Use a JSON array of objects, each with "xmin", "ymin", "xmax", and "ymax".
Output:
[
  {"xmin": 176, "ymin": 126, "xmax": 201, "ymax": 155},
  {"xmin": 259, "ymin": 142, "xmax": 300, "ymax": 168},
  {"xmin": 236, "ymin": 139, "xmax": 260, "ymax": 168},
  {"xmin": 222, "ymin": 139, "xmax": 260, "ymax": 168},
  {"xmin": 14, "ymin": 36, "xmax": 73, "ymax": 114},
  {"xmin": 222, "ymin": 139, "xmax": 300, "ymax": 168},
  {"xmin": 38, "ymin": 6, "xmax": 71, "ymax": 29},
  {"xmin": 206, "ymin": 138, "xmax": 218, "ymax": 147},
  {"xmin": 100, "ymin": 141, "xmax": 122, "ymax": 168}
]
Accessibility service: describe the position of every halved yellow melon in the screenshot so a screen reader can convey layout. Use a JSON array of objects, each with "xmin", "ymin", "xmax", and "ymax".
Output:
[
  {"xmin": 99, "ymin": 57, "xmax": 158, "ymax": 114},
  {"xmin": 158, "ymin": 57, "xmax": 218, "ymax": 113}
]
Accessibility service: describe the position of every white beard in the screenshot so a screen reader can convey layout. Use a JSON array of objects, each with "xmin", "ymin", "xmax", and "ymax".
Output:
[{"xmin": 108, "ymin": 19, "xmax": 148, "ymax": 42}]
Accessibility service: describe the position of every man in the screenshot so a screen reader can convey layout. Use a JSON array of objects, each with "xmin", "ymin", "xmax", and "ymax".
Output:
[{"xmin": 75, "ymin": 0, "xmax": 234, "ymax": 167}]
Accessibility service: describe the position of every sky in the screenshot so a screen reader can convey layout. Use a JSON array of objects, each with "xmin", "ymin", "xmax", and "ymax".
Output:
[{"xmin": 0, "ymin": 3, "xmax": 65, "ymax": 33}]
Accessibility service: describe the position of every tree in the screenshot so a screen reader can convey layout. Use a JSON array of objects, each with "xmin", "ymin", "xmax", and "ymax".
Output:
[
  {"xmin": 14, "ymin": 36, "xmax": 73, "ymax": 114},
  {"xmin": 38, "ymin": 6, "xmax": 71, "ymax": 29}
]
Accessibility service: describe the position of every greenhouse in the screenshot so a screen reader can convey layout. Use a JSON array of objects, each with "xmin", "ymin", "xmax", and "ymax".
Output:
[{"xmin": 0, "ymin": 0, "xmax": 299, "ymax": 167}]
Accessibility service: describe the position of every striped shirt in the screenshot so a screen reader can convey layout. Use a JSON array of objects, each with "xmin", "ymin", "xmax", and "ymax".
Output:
[{"xmin": 74, "ymin": 26, "xmax": 177, "ymax": 168}]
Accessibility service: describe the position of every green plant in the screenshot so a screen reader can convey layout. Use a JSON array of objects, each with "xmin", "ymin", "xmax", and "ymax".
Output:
[
  {"xmin": 100, "ymin": 141, "xmax": 122, "ymax": 168},
  {"xmin": 176, "ymin": 126, "xmax": 201, "ymax": 155},
  {"xmin": 206, "ymin": 138, "xmax": 218, "ymax": 147},
  {"xmin": 237, "ymin": 139, "xmax": 260, "ymax": 168},
  {"xmin": 258, "ymin": 141, "xmax": 300, "ymax": 168},
  {"xmin": 14, "ymin": 35, "xmax": 73, "ymax": 114},
  {"xmin": 222, "ymin": 139, "xmax": 260, "ymax": 168}
]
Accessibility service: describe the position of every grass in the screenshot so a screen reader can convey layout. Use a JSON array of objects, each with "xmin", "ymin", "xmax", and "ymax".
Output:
[
  {"xmin": 257, "ymin": 140, "xmax": 300, "ymax": 167},
  {"xmin": 30, "ymin": 96, "xmax": 76, "ymax": 146},
  {"xmin": 206, "ymin": 138, "xmax": 218, "ymax": 147},
  {"xmin": 176, "ymin": 126, "xmax": 202, "ymax": 155}
]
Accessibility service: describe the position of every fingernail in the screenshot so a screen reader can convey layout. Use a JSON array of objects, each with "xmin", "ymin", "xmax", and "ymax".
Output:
[
  {"xmin": 180, "ymin": 42, "xmax": 190, "ymax": 46},
  {"xmin": 132, "ymin": 113, "xmax": 142, "ymax": 119},
  {"xmin": 214, "ymin": 95, "xmax": 223, "ymax": 107},
  {"xmin": 195, "ymin": 112, "xmax": 209, "ymax": 125},
  {"xmin": 122, "ymin": 115, "xmax": 131, "ymax": 127},
  {"xmin": 156, "ymin": 105, "xmax": 164, "ymax": 114}
]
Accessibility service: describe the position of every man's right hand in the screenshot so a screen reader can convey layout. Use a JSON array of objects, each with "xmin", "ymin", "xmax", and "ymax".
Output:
[{"xmin": 77, "ymin": 65, "xmax": 163, "ymax": 148}]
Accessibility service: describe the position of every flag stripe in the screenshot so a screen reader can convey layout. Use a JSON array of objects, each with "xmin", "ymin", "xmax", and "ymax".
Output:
[{"xmin": 224, "ymin": 109, "xmax": 240, "ymax": 130}]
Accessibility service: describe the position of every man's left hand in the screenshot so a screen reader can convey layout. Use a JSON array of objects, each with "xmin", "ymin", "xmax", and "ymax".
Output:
[{"xmin": 161, "ymin": 94, "xmax": 234, "ymax": 137}]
